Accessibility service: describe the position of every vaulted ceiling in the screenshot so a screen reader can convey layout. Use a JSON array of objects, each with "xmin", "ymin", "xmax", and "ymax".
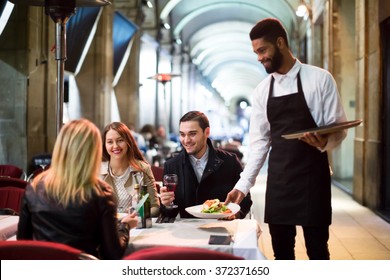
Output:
[
  {"xmin": 2, "ymin": 0, "xmax": 306, "ymax": 106},
  {"xmin": 142, "ymin": 0, "xmax": 304, "ymax": 105}
]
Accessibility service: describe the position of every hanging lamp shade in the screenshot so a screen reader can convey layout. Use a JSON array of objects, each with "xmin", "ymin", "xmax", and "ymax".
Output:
[
  {"xmin": 8, "ymin": 0, "xmax": 111, "ymax": 7},
  {"xmin": 148, "ymin": 73, "xmax": 181, "ymax": 84}
]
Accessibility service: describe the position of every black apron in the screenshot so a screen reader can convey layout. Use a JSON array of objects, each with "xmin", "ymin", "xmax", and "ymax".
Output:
[{"xmin": 265, "ymin": 73, "xmax": 331, "ymax": 226}]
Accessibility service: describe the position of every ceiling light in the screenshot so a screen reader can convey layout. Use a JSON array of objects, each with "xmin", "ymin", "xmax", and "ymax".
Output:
[
  {"xmin": 296, "ymin": 4, "xmax": 308, "ymax": 17},
  {"xmin": 296, "ymin": 2, "xmax": 310, "ymax": 20},
  {"xmin": 175, "ymin": 38, "xmax": 182, "ymax": 45},
  {"xmin": 147, "ymin": 73, "xmax": 180, "ymax": 84},
  {"xmin": 239, "ymin": 101, "xmax": 248, "ymax": 109},
  {"xmin": 142, "ymin": 0, "xmax": 153, "ymax": 8}
]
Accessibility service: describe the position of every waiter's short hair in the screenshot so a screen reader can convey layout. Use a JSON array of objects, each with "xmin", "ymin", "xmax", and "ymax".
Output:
[
  {"xmin": 180, "ymin": 111, "xmax": 210, "ymax": 131},
  {"xmin": 249, "ymin": 17, "xmax": 289, "ymax": 48}
]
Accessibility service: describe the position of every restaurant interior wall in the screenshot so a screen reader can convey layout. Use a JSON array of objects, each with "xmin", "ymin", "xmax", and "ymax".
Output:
[
  {"xmin": 353, "ymin": 0, "xmax": 386, "ymax": 217},
  {"xmin": 76, "ymin": 6, "xmax": 115, "ymax": 129},
  {"xmin": 298, "ymin": 0, "xmax": 356, "ymax": 195},
  {"xmin": 0, "ymin": 5, "xmax": 57, "ymax": 172},
  {"xmin": 329, "ymin": 0, "xmax": 357, "ymax": 193},
  {"xmin": 298, "ymin": 0, "xmax": 355, "ymax": 195},
  {"xmin": 63, "ymin": 75, "xmax": 82, "ymax": 123},
  {"xmin": 111, "ymin": 10, "xmax": 142, "ymax": 128},
  {"xmin": 110, "ymin": 39, "xmax": 138, "ymax": 126},
  {"xmin": 380, "ymin": 14, "xmax": 390, "ymax": 220}
]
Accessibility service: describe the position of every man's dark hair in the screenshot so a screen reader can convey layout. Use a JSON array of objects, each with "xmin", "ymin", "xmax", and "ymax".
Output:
[
  {"xmin": 249, "ymin": 17, "xmax": 289, "ymax": 48},
  {"xmin": 180, "ymin": 111, "xmax": 210, "ymax": 131}
]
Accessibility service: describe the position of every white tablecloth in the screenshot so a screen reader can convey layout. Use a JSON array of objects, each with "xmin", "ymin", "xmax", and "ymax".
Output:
[
  {"xmin": 0, "ymin": 215, "xmax": 19, "ymax": 241},
  {"xmin": 127, "ymin": 218, "xmax": 266, "ymax": 260}
]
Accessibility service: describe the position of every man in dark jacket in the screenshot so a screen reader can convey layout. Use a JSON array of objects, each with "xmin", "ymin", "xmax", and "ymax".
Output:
[{"xmin": 160, "ymin": 111, "xmax": 252, "ymax": 219}]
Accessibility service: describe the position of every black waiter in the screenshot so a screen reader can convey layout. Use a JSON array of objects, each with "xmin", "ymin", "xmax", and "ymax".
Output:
[{"xmin": 225, "ymin": 18, "xmax": 347, "ymax": 260}]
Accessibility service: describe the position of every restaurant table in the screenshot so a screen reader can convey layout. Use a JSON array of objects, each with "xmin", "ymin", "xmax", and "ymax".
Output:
[
  {"xmin": 0, "ymin": 215, "xmax": 19, "ymax": 241},
  {"xmin": 127, "ymin": 218, "xmax": 266, "ymax": 260}
]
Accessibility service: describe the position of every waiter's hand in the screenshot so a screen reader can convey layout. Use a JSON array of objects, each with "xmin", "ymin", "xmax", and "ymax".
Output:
[
  {"xmin": 218, "ymin": 214, "xmax": 236, "ymax": 221},
  {"xmin": 224, "ymin": 189, "xmax": 245, "ymax": 205},
  {"xmin": 300, "ymin": 132, "xmax": 328, "ymax": 149}
]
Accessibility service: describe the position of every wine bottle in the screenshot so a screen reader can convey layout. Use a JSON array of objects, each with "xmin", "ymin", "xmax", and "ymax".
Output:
[
  {"xmin": 140, "ymin": 185, "xmax": 152, "ymax": 228},
  {"xmin": 132, "ymin": 184, "xmax": 142, "ymax": 229}
]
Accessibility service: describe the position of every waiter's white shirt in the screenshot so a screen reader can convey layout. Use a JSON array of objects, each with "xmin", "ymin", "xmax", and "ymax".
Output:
[{"xmin": 235, "ymin": 60, "xmax": 347, "ymax": 195}]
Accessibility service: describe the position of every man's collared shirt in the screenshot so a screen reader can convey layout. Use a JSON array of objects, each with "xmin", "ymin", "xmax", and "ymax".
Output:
[{"xmin": 189, "ymin": 146, "xmax": 209, "ymax": 182}]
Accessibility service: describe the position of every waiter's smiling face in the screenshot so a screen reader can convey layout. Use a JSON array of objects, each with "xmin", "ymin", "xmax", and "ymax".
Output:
[
  {"xmin": 179, "ymin": 120, "xmax": 210, "ymax": 158},
  {"xmin": 252, "ymin": 37, "xmax": 284, "ymax": 74}
]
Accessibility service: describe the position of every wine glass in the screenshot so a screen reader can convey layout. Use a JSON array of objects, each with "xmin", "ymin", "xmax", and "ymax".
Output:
[{"xmin": 163, "ymin": 174, "xmax": 178, "ymax": 209}]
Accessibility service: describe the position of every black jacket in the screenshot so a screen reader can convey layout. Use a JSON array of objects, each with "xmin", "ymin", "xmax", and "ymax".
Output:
[
  {"xmin": 17, "ymin": 180, "xmax": 129, "ymax": 259},
  {"xmin": 161, "ymin": 139, "xmax": 252, "ymax": 219}
]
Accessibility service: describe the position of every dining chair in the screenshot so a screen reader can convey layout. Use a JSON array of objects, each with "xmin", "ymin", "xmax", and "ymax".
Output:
[
  {"xmin": 0, "ymin": 177, "xmax": 28, "ymax": 189},
  {"xmin": 0, "ymin": 186, "xmax": 25, "ymax": 214},
  {"xmin": 151, "ymin": 165, "xmax": 164, "ymax": 182},
  {"xmin": 0, "ymin": 240, "xmax": 98, "ymax": 260},
  {"xmin": 0, "ymin": 164, "xmax": 27, "ymax": 180},
  {"xmin": 123, "ymin": 246, "xmax": 244, "ymax": 260}
]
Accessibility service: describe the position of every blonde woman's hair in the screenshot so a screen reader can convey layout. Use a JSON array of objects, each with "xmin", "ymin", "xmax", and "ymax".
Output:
[{"xmin": 32, "ymin": 119, "xmax": 103, "ymax": 207}]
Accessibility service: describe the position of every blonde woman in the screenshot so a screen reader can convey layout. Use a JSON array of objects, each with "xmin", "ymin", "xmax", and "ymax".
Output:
[
  {"xmin": 17, "ymin": 119, "xmax": 138, "ymax": 259},
  {"xmin": 100, "ymin": 122, "xmax": 160, "ymax": 217}
]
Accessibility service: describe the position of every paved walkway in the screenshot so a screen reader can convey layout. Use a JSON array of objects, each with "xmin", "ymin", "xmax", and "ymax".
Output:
[{"xmin": 250, "ymin": 172, "xmax": 390, "ymax": 260}]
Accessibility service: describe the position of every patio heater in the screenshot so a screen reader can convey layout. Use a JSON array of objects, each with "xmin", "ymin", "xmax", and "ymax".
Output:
[
  {"xmin": 9, "ymin": 0, "xmax": 111, "ymax": 135},
  {"xmin": 147, "ymin": 73, "xmax": 180, "ymax": 134}
]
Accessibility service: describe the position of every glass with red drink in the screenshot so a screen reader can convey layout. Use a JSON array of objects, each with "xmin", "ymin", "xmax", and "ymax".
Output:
[{"xmin": 163, "ymin": 174, "xmax": 178, "ymax": 209}]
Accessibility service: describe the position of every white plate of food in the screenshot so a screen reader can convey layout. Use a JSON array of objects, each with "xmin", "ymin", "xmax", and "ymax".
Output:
[{"xmin": 185, "ymin": 199, "xmax": 240, "ymax": 219}]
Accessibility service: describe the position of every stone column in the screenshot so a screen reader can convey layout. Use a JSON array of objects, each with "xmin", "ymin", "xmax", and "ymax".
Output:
[
  {"xmin": 354, "ymin": 0, "xmax": 382, "ymax": 207},
  {"xmin": 331, "ymin": 0, "xmax": 358, "ymax": 186},
  {"xmin": 75, "ymin": 6, "xmax": 114, "ymax": 129},
  {"xmin": 114, "ymin": 32, "xmax": 141, "ymax": 127},
  {"xmin": 0, "ymin": 5, "xmax": 56, "ymax": 172}
]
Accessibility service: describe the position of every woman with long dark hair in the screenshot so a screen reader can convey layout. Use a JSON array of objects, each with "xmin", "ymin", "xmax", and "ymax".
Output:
[{"xmin": 100, "ymin": 122, "xmax": 160, "ymax": 216}]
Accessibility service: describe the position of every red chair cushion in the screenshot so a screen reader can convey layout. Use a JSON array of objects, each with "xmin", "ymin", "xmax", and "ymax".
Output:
[
  {"xmin": 0, "ymin": 165, "xmax": 23, "ymax": 179},
  {"xmin": 0, "ymin": 240, "xmax": 96, "ymax": 260},
  {"xmin": 123, "ymin": 246, "xmax": 244, "ymax": 260},
  {"xmin": 0, "ymin": 177, "xmax": 28, "ymax": 189},
  {"xmin": 0, "ymin": 187, "xmax": 25, "ymax": 213},
  {"xmin": 151, "ymin": 165, "xmax": 164, "ymax": 182}
]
